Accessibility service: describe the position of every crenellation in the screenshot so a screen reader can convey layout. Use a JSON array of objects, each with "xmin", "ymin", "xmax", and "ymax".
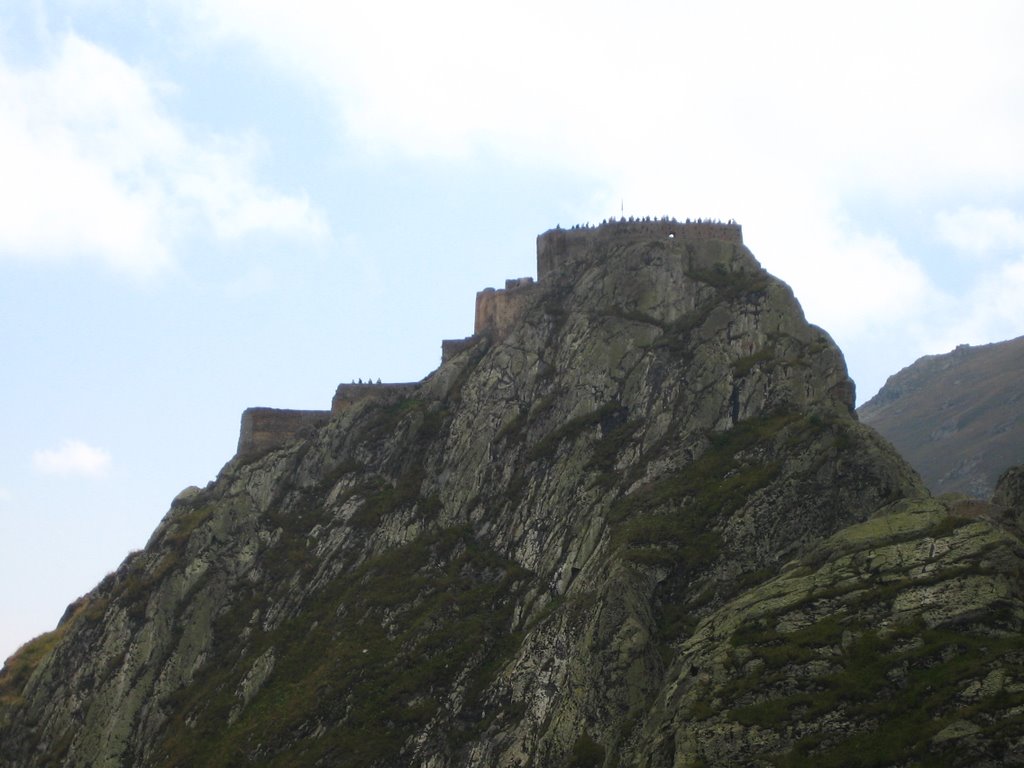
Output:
[
  {"xmin": 537, "ymin": 216, "xmax": 742, "ymax": 283},
  {"xmin": 505, "ymin": 277, "xmax": 535, "ymax": 290}
]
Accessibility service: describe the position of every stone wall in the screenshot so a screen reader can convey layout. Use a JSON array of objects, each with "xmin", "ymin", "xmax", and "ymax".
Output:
[
  {"xmin": 331, "ymin": 382, "xmax": 418, "ymax": 416},
  {"xmin": 441, "ymin": 336, "xmax": 478, "ymax": 362},
  {"xmin": 474, "ymin": 276, "xmax": 537, "ymax": 339},
  {"xmin": 234, "ymin": 385, "xmax": 418, "ymax": 462},
  {"xmin": 239, "ymin": 220, "xmax": 744, "ymax": 460},
  {"xmin": 237, "ymin": 408, "xmax": 331, "ymax": 459},
  {"xmin": 537, "ymin": 219, "xmax": 742, "ymax": 282}
]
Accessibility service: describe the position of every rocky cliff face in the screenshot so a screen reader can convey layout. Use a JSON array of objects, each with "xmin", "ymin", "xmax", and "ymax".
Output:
[
  {"xmin": 859, "ymin": 336, "xmax": 1024, "ymax": 498},
  {"xmin": 4, "ymin": 227, "xmax": 1022, "ymax": 767}
]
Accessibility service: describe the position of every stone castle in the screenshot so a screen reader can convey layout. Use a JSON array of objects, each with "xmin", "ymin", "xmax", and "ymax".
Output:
[{"xmin": 236, "ymin": 217, "xmax": 742, "ymax": 459}]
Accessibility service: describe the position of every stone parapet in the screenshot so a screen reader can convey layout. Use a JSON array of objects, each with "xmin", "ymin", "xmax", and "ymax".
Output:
[
  {"xmin": 537, "ymin": 218, "xmax": 742, "ymax": 283},
  {"xmin": 441, "ymin": 336, "xmax": 478, "ymax": 362},
  {"xmin": 236, "ymin": 408, "xmax": 330, "ymax": 459},
  {"xmin": 474, "ymin": 277, "xmax": 537, "ymax": 339}
]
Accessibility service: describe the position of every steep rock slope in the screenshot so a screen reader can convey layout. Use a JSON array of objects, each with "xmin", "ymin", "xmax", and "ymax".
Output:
[
  {"xmin": 859, "ymin": 336, "xmax": 1024, "ymax": 498},
  {"xmin": 1, "ymin": 225, "xmax": 944, "ymax": 767},
  {"xmin": 642, "ymin": 486, "xmax": 1024, "ymax": 767}
]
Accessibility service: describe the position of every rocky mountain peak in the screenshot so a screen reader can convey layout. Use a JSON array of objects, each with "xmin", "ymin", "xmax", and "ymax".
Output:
[{"xmin": 12, "ymin": 222, "xmax": 1020, "ymax": 768}]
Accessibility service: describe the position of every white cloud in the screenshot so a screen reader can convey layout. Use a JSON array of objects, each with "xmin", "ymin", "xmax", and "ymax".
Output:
[
  {"xmin": 167, "ymin": 0, "xmax": 1024, "ymax": 401},
  {"xmin": 936, "ymin": 207, "xmax": 1024, "ymax": 256},
  {"xmin": 0, "ymin": 31, "xmax": 328, "ymax": 278},
  {"xmin": 32, "ymin": 439, "xmax": 112, "ymax": 477},
  {"xmin": 802, "ymin": 234, "xmax": 934, "ymax": 338},
  {"xmin": 947, "ymin": 256, "xmax": 1024, "ymax": 344},
  {"xmin": 172, "ymin": 2, "xmax": 1024, "ymax": 303},
  {"xmin": 0, "ymin": 487, "xmax": 11, "ymax": 503},
  {"xmin": 177, "ymin": 1, "xmax": 1024, "ymax": 192}
]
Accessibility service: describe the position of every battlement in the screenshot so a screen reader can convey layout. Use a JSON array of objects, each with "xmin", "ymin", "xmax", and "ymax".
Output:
[{"xmin": 537, "ymin": 217, "xmax": 742, "ymax": 282}]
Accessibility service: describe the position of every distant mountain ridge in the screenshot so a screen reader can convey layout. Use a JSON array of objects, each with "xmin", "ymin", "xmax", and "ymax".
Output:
[{"xmin": 859, "ymin": 336, "xmax": 1024, "ymax": 498}]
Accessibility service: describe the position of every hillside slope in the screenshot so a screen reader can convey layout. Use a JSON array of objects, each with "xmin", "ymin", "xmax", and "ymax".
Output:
[
  {"xmin": 5, "ymin": 221, "xmax": 1022, "ymax": 767},
  {"xmin": 859, "ymin": 336, "xmax": 1024, "ymax": 498}
]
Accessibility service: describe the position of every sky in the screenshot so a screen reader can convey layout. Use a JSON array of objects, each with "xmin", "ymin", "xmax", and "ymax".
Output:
[{"xmin": 1, "ymin": 0, "xmax": 1023, "ymax": 662}]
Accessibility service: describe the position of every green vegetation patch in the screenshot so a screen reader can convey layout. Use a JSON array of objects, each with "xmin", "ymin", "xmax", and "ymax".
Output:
[
  {"xmin": 603, "ymin": 413, "xmax": 798, "ymax": 654},
  {"xmin": 353, "ymin": 396, "xmax": 449, "ymax": 450},
  {"xmin": 687, "ymin": 263, "xmax": 771, "ymax": 296},
  {"xmin": 566, "ymin": 731, "xmax": 607, "ymax": 767},
  {"xmin": 153, "ymin": 526, "xmax": 533, "ymax": 768},
  {"xmin": 0, "ymin": 630, "xmax": 65, "ymax": 706},
  {"xmin": 526, "ymin": 403, "xmax": 622, "ymax": 462},
  {"xmin": 0, "ymin": 593, "xmax": 115, "ymax": 707},
  {"xmin": 732, "ymin": 347, "xmax": 776, "ymax": 377},
  {"xmin": 731, "ymin": 614, "xmax": 846, "ymax": 671},
  {"xmin": 610, "ymin": 412, "xmax": 794, "ymax": 573},
  {"xmin": 163, "ymin": 504, "xmax": 214, "ymax": 549},
  {"xmin": 721, "ymin": 615, "xmax": 1024, "ymax": 767}
]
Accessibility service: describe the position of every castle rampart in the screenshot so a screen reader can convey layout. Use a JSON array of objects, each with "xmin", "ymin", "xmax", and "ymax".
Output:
[
  {"xmin": 237, "ymin": 408, "xmax": 331, "ymax": 459},
  {"xmin": 441, "ymin": 336, "xmax": 478, "ymax": 362},
  {"xmin": 537, "ymin": 218, "xmax": 742, "ymax": 283},
  {"xmin": 233, "ymin": 384, "xmax": 419, "ymax": 463},
  {"xmin": 474, "ymin": 276, "xmax": 536, "ymax": 338},
  {"xmin": 439, "ymin": 217, "xmax": 744, "ymax": 361},
  {"xmin": 238, "ymin": 218, "xmax": 744, "ymax": 457}
]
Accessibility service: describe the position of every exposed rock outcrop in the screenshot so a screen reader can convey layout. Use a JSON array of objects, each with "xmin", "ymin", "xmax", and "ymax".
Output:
[
  {"xmin": 640, "ymin": 493, "xmax": 1024, "ymax": 766},
  {"xmin": 6, "ymin": 224, "xmax": 1020, "ymax": 767}
]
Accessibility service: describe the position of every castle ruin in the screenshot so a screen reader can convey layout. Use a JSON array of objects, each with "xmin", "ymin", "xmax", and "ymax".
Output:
[
  {"xmin": 537, "ymin": 218, "xmax": 741, "ymax": 283},
  {"xmin": 442, "ymin": 217, "xmax": 743, "ymax": 356},
  {"xmin": 236, "ymin": 408, "xmax": 331, "ymax": 460},
  {"xmin": 235, "ymin": 217, "xmax": 742, "ymax": 459}
]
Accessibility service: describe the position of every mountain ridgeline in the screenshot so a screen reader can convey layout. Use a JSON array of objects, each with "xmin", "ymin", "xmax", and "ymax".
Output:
[
  {"xmin": 859, "ymin": 335, "xmax": 1024, "ymax": 499},
  {"xmin": 4, "ymin": 220, "xmax": 1024, "ymax": 767}
]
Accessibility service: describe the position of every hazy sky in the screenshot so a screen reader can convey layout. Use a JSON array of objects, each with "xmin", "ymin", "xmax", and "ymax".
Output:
[{"xmin": 2, "ymin": 0, "xmax": 1023, "ymax": 661}]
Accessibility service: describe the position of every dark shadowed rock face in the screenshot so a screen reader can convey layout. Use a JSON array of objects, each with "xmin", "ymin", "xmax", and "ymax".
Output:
[
  {"xmin": 996, "ymin": 466, "xmax": 1024, "ymax": 507},
  {"xmin": 859, "ymin": 336, "xmax": 1024, "ymax": 498},
  {"xmin": 6, "ymin": 229, "xmax": 1024, "ymax": 768}
]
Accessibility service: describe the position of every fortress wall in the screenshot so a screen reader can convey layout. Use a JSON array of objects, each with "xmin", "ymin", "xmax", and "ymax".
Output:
[
  {"xmin": 441, "ymin": 336, "xmax": 477, "ymax": 362},
  {"xmin": 466, "ymin": 220, "xmax": 742, "ymax": 344},
  {"xmin": 331, "ymin": 382, "xmax": 418, "ymax": 416},
  {"xmin": 237, "ymin": 221, "xmax": 744, "ymax": 457},
  {"xmin": 235, "ymin": 386, "xmax": 419, "ymax": 462},
  {"xmin": 537, "ymin": 220, "xmax": 742, "ymax": 282},
  {"xmin": 237, "ymin": 408, "xmax": 331, "ymax": 459},
  {"xmin": 474, "ymin": 277, "xmax": 537, "ymax": 338}
]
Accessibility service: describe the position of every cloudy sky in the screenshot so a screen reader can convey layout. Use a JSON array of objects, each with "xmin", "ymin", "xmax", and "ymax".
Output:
[{"xmin": 2, "ymin": 0, "xmax": 1023, "ymax": 661}]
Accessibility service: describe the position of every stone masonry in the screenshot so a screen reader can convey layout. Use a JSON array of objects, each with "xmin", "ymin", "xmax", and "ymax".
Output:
[{"xmin": 238, "ymin": 218, "xmax": 744, "ymax": 456}]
